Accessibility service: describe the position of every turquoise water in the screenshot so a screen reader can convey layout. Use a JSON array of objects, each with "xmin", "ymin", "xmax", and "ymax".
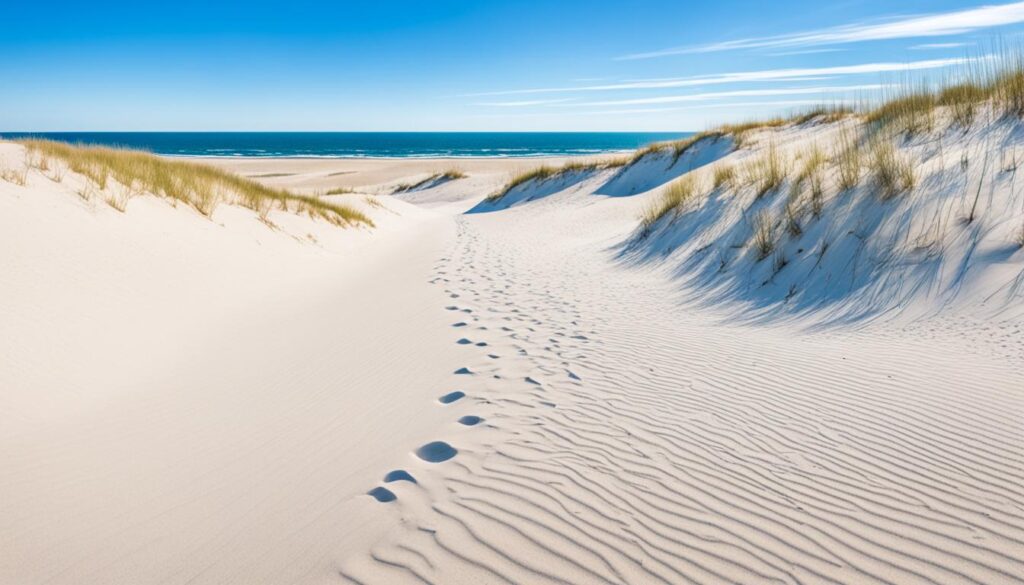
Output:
[{"xmin": 0, "ymin": 132, "xmax": 692, "ymax": 158}]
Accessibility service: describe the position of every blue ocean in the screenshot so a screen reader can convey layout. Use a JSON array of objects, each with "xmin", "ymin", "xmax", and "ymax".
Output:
[{"xmin": 0, "ymin": 132, "xmax": 692, "ymax": 158}]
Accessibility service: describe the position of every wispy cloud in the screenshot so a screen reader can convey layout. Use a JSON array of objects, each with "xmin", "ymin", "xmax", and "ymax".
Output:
[
  {"xmin": 465, "ymin": 57, "xmax": 968, "ymax": 97},
  {"xmin": 766, "ymin": 48, "xmax": 846, "ymax": 57},
  {"xmin": 619, "ymin": 1, "xmax": 1024, "ymax": 59},
  {"xmin": 910, "ymin": 42, "xmax": 971, "ymax": 50},
  {"xmin": 472, "ymin": 100, "xmax": 855, "ymax": 118},
  {"xmin": 473, "ymin": 98, "xmax": 575, "ymax": 107},
  {"xmin": 572, "ymin": 85, "xmax": 887, "ymax": 107}
]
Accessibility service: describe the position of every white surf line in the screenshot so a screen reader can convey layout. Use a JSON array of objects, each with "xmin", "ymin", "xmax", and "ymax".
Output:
[{"xmin": 341, "ymin": 191, "xmax": 1024, "ymax": 584}]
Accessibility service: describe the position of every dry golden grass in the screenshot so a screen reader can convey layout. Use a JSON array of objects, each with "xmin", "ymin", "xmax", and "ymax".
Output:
[
  {"xmin": 718, "ymin": 118, "xmax": 786, "ymax": 147},
  {"xmin": 641, "ymin": 174, "xmax": 699, "ymax": 229},
  {"xmin": 439, "ymin": 167, "xmax": 467, "ymax": 180},
  {"xmin": 790, "ymin": 145, "xmax": 826, "ymax": 218},
  {"xmin": 937, "ymin": 82, "xmax": 988, "ymax": 127},
  {"xmin": 744, "ymin": 143, "xmax": 788, "ymax": 198},
  {"xmin": 0, "ymin": 163, "xmax": 28, "ymax": 186},
  {"xmin": 865, "ymin": 89, "xmax": 936, "ymax": 134},
  {"xmin": 21, "ymin": 140, "xmax": 372, "ymax": 226},
  {"xmin": 324, "ymin": 186, "xmax": 355, "ymax": 195},
  {"xmin": 789, "ymin": 105, "xmax": 855, "ymax": 126},
  {"xmin": 860, "ymin": 52, "xmax": 1024, "ymax": 131},
  {"xmin": 750, "ymin": 210, "xmax": 776, "ymax": 261},
  {"xmin": 487, "ymin": 157, "xmax": 627, "ymax": 203},
  {"xmin": 989, "ymin": 53, "xmax": 1024, "ymax": 116},
  {"xmin": 362, "ymin": 195, "xmax": 385, "ymax": 209},
  {"xmin": 784, "ymin": 199, "xmax": 803, "ymax": 237},
  {"xmin": 486, "ymin": 165, "xmax": 559, "ymax": 202},
  {"xmin": 869, "ymin": 138, "xmax": 915, "ymax": 200},
  {"xmin": 834, "ymin": 126, "xmax": 863, "ymax": 192},
  {"xmin": 628, "ymin": 131, "xmax": 724, "ymax": 164},
  {"xmin": 563, "ymin": 157, "xmax": 629, "ymax": 171},
  {"xmin": 712, "ymin": 164, "xmax": 736, "ymax": 189},
  {"xmin": 47, "ymin": 161, "xmax": 67, "ymax": 183},
  {"xmin": 395, "ymin": 168, "xmax": 468, "ymax": 193},
  {"xmin": 393, "ymin": 166, "xmax": 469, "ymax": 193}
]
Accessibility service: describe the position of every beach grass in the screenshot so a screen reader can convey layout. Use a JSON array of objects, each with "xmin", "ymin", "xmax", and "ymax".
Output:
[
  {"xmin": 712, "ymin": 164, "xmax": 736, "ymax": 189},
  {"xmin": 751, "ymin": 210, "xmax": 776, "ymax": 261},
  {"xmin": 745, "ymin": 143, "xmax": 788, "ymax": 198},
  {"xmin": 19, "ymin": 140, "xmax": 372, "ymax": 226},
  {"xmin": 486, "ymin": 157, "xmax": 627, "ymax": 203},
  {"xmin": 641, "ymin": 174, "xmax": 699, "ymax": 229},
  {"xmin": 869, "ymin": 138, "xmax": 915, "ymax": 200},
  {"xmin": 393, "ymin": 167, "xmax": 468, "ymax": 192}
]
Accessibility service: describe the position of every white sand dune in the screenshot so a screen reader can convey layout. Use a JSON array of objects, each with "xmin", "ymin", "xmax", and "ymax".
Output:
[{"xmin": 1, "ymin": 120, "xmax": 1023, "ymax": 585}]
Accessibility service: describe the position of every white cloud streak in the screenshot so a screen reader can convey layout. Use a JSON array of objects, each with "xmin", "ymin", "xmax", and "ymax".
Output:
[
  {"xmin": 465, "ymin": 57, "xmax": 968, "ymax": 97},
  {"xmin": 571, "ymin": 85, "xmax": 887, "ymax": 107},
  {"xmin": 474, "ymin": 98, "xmax": 575, "ymax": 107},
  {"xmin": 472, "ymin": 100, "xmax": 855, "ymax": 118},
  {"xmin": 619, "ymin": 2, "xmax": 1024, "ymax": 59},
  {"xmin": 910, "ymin": 42, "xmax": 971, "ymax": 49}
]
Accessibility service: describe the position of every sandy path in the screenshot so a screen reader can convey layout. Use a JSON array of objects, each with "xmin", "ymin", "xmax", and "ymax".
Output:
[{"xmin": 341, "ymin": 188, "xmax": 1024, "ymax": 583}]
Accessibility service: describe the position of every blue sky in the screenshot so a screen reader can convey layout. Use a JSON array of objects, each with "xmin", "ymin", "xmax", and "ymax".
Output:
[{"xmin": 4, "ymin": 0, "xmax": 1024, "ymax": 131}]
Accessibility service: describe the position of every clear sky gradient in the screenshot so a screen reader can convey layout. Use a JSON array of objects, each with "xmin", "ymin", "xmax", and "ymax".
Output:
[{"xmin": 5, "ymin": 0, "xmax": 1024, "ymax": 131}]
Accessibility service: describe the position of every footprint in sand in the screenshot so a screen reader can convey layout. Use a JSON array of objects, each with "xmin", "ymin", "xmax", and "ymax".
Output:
[
  {"xmin": 439, "ymin": 391, "xmax": 465, "ymax": 404},
  {"xmin": 415, "ymin": 441, "xmax": 457, "ymax": 462},
  {"xmin": 384, "ymin": 470, "xmax": 417, "ymax": 483},
  {"xmin": 367, "ymin": 486, "xmax": 397, "ymax": 503}
]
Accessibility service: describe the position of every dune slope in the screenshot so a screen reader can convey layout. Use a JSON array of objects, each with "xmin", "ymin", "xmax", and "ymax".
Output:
[{"xmin": 345, "ymin": 163, "xmax": 1024, "ymax": 584}]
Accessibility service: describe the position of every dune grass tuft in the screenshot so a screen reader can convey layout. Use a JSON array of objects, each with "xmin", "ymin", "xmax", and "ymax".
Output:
[
  {"xmin": 937, "ymin": 82, "xmax": 988, "ymax": 127},
  {"xmin": 393, "ymin": 166, "xmax": 468, "ymax": 193},
  {"xmin": 0, "ymin": 163, "xmax": 29, "ymax": 186},
  {"xmin": 628, "ymin": 131, "xmax": 725, "ymax": 165},
  {"xmin": 790, "ymin": 145, "xmax": 826, "ymax": 217},
  {"xmin": 869, "ymin": 138, "xmax": 915, "ymax": 200},
  {"xmin": 717, "ymin": 118, "xmax": 787, "ymax": 148},
  {"xmin": 21, "ymin": 140, "xmax": 372, "ymax": 227},
  {"xmin": 324, "ymin": 186, "xmax": 355, "ymax": 195},
  {"xmin": 487, "ymin": 165, "xmax": 559, "ymax": 202},
  {"xmin": 745, "ymin": 143, "xmax": 787, "ymax": 198},
  {"xmin": 712, "ymin": 164, "xmax": 736, "ymax": 189},
  {"xmin": 438, "ymin": 167, "xmax": 467, "ymax": 180},
  {"xmin": 789, "ymin": 105, "xmax": 854, "ymax": 126},
  {"xmin": 487, "ymin": 157, "xmax": 626, "ymax": 203},
  {"xmin": 641, "ymin": 174, "xmax": 699, "ymax": 229},
  {"xmin": 865, "ymin": 88, "xmax": 936, "ymax": 134},
  {"xmin": 834, "ymin": 126, "xmax": 863, "ymax": 192},
  {"xmin": 750, "ymin": 210, "xmax": 776, "ymax": 261}
]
